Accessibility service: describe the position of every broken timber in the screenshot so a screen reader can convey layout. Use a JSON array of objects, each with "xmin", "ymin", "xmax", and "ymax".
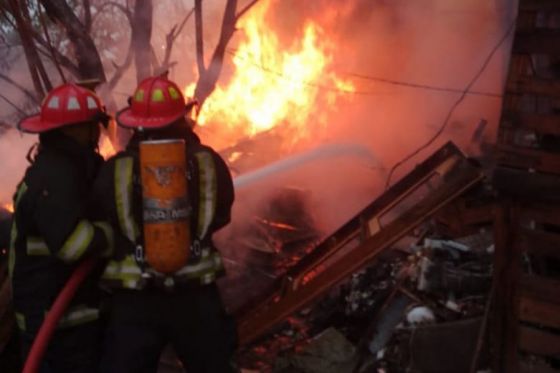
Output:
[
  {"xmin": 237, "ymin": 142, "xmax": 483, "ymax": 345},
  {"xmin": 492, "ymin": 1, "xmax": 560, "ymax": 371}
]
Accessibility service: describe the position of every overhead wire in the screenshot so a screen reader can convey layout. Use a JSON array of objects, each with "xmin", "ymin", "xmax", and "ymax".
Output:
[
  {"xmin": 225, "ymin": 48, "xmax": 504, "ymax": 98},
  {"xmin": 383, "ymin": 19, "xmax": 517, "ymax": 189}
]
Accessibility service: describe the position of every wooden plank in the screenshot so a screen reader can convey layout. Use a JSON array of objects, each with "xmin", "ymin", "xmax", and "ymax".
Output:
[
  {"xmin": 520, "ymin": 275, "xmax": 560, "ymax": 304},
  {"xmin": 493, "ymin": 203, "xmax": 521, "ymax": 373},
  {"xmin": 494, "ymin": 167, "xmax": 560, "ymax": 202},
  {"xmin": 518, "ymin": 227, "xmax": 560, "ymax": 259},
  {"xmin": 519, "ymin": 296, "xmax": 560, "ymax": 329},
  {"xmin": 520, "ymin": 205, "xmax": 560, "ymax": 227},
  {"xmin": 507, "ymin": 75, "xmax": 560, "ymax": 99},
  {"xmin": 513, "ymin": 30, "xmax": 560, "ymax": 56},
  {"xmin": 498, "ymin": 145, "xmax": 560, "ymax": 175},
  {"xmin": 502, "ymin": 112, "xmax": 560, "ymax": 137},
  {"xmin": 519, "ymin": 325, "xmax": 560, "ymax": 357},
  {"xmin": 520, "ymin": 0, "xmax": 560, "ymax": 11}
]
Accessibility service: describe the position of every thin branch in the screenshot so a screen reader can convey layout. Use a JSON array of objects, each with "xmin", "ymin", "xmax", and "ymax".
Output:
[
  {"xmin": 236, "ymin": 0, "xmax": 260, "ymax": 20},
  {"xmin": 37, "ymin": 0, "xmax": 66, "ymax": 83},
  {"xmin": 0, "ymin": 92, "xmax": 28, "ymax": 116},
  {"xmin": 0, "ymin": 72, "xmax": 39, "ymax": 103},
  {"xmin": 91, "ymin": 1, "xmax": 133, "ymax": 25},
  {"xmin": 162, "ymin": 7, "xmax": 194, "ymax": 68}
]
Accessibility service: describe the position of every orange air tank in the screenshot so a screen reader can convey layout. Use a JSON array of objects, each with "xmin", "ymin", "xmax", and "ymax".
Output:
[{"xmin": 139, "ymin": 139, "xmax": 190, "ymax": 274}]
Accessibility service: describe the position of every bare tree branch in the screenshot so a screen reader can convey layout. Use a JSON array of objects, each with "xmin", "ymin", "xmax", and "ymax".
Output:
[
  {"xmin": 8, "ymin": 0, "xmax": 45, "ymax": 98},
  {"xmin": 37, "ymin": 0, "xmax": 66, "ymax": 83},
  {"xmin": 91, "ymin": 1, "xmax": 133, "ymax": 25},
  {"xmin": 83, "ymin": 0, "xmax": 92, "ymax": 33},
  {"xmin": 194, "ymin": 0, "xmax": 206, "ymax": 75},
  {"xmin": 0, "ymin": 92, "xmax": 28, "ymax": 117},
  {"xmin": 194, "ymin": 0, "xmax": 238, "ymax": 106},
  {"xmin": 161, "ymin": 7, "xmax": 194, "ymax": 68},
  {"xmin": 236, "ymin": 0, "xmax": 260, "ymax": 20},
  {"xmin": 0, "ymin": 72, "xmax": 39, "ymax": 104},
  {"xmin": 40, "ymin": 0, "xmax": 107, "ymax": 81}
]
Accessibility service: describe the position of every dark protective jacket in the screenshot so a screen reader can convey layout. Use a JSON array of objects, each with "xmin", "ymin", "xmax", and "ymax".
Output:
[
  {"xmin": 9, "ymin": 131, "xmax": 114, "ymax": 333},
  {"xmin": 93, "ymin": 127, "xmax": 234, "ymax": 289}
]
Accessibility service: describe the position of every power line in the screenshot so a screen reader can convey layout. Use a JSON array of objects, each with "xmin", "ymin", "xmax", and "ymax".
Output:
[
  {"xmin": 383, "ymin": 19, "xmax": 517, "ymax": 189},
  {"xmin": 226, "ymin": 48, "xmax": 504, "ymax": 99},
  {"xmin": 225, "ymin": 49, "xmax": 384, "ymax": 96},
  {"xmin": 345, "ymin": 72, "xmax": 503, "ymax": 98}
]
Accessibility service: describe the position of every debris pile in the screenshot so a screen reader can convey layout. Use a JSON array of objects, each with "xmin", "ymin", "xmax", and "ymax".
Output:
[{"xmin": 234, "ymin": 206, "xmax": 495, "ymax": 373}]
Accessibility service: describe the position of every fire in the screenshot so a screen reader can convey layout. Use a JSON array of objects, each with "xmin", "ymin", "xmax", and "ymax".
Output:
[
  {"xmin": 98, "ymin": 133, "xmax": 117, "ymax": 160},
  {"xmin": 3, "ymin": 202, "xmax": 13, "ymax": 213},
  {"xmin": 185, "ymin": 0, "xmax": 354, "ymax": 147}
]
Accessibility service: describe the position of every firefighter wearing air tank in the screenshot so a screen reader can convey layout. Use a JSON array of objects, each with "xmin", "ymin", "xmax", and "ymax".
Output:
[
  {"xmin": 93, "ymin": 76, "xmax": 236, "ymax": 372},
  {"xmin": 10, "ymin": 83, "xmax": 114, "ymax": 372}
]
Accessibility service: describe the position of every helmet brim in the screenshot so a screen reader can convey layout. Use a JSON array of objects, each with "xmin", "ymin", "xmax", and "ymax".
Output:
[
  {"xmin": 18, "ymin": 114, "xmax": 60, "ymax": 134},
  {"xmin": 116, "ymin": 107, "xmax": 186, "ymax": 130}
]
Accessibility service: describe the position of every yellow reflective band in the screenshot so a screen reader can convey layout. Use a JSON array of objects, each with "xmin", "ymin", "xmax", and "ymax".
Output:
[
  {"xmin": 195, "ymin": 152, "xmax": 217, "ymax": 239},
  {"xmin": 57, "ymin": 305, "xmax": 99, "ymax": 329},
  {"xmin": 174, "ymin": 251, "xmax": 222, "ymax": 279},
  {"xmin": 102, "ymin": 255, "xmax": 142, "ymax": 289},
  {"xmin": 168, "ymin": 86, "xmax": 180, "ymax": 100},
  {"xmin": 15, "ymin": 312, "xmax": 26, "ymax": 331},
  {"xmin": 9, "ymin": 182, "xmax": 28, "ymax": 279},
  {"xmin": 93, "ymin": 221, "xmax": 114, "ymax": 257},
  {"xmin": 26, "ymin": 237, "xmax": 49, "ymax": 256},
  {"xmin": 135, "ymin": 89, "xmax": 144, "ymax": 102},
  {"xmin": 58, "ymin": 220, "xmax": 94, "ymax": 263},
  {"xmin": 115, "ymin": 157, "xmax": 138, "ymax": 242},
  {"xmin": 151, "ymin": 89, "xmax": 164, "ymax": 102}
]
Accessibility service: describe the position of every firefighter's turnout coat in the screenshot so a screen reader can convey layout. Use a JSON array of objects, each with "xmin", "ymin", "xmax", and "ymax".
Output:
[
  {"xmin": 94, "ymin": 128, "xmax": 234, "ymax": 289},
  {"xmin": 9, "ymin": 131, "xmax": 114, "ymax": 334}
]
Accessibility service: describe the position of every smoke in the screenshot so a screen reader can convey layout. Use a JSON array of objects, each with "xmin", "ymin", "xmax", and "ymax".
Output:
[
  {"xmin": 0, "ymin": 129, "xmax": 36, "ymax": 204},
  {"xmin": 210, "ymin": 0, "xmax": 517, "ymax": 240}
]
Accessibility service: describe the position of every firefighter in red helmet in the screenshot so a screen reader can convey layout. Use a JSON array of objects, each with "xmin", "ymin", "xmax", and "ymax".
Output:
[
  {"xmin": 93, "ymin": 76, "xmax": 236, "ymax": 372},
  {"xmin": 10, "ymin": 83, "xmax": 114, "ymax": 372}
]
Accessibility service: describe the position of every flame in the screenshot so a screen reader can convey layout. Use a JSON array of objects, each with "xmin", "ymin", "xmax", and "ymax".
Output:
[
  {"xmin": 3, "ymin": 202, "xmax": 13, "ymax": 213},
  {"xmin": 185, "ymin": 0, "xmax": 354, "ymax": 147},
  {"xmin": 99, "ymin": 134, "xmax": 116, "ymax": 160}
]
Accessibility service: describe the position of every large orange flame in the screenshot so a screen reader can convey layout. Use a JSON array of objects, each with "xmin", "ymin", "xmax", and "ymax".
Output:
[
  {"xmin": 3, "ymin": 202, "xmax": 13, "ymax": 213},
  {"xmin": 185, "ymin": 0, "xmax": 354, "ymax": 148}
]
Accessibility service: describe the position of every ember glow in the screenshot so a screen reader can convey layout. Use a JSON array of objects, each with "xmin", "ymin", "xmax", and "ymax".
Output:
[
  {"xmin": 3, "ymin": 202, "xmax": 13, "ymax": 213},
  {"xmin": 185, "ymin": 0, "xmax": 355, "ymax": 147}
]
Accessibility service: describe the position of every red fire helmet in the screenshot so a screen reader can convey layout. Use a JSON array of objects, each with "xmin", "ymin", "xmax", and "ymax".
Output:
[
  {"xmin": 116, "ymin": 76, "xmax": 189, "ymax": 130},
  {"xmin": 18, "ymin": 83, "xmax": 106, "ymax": 133}
]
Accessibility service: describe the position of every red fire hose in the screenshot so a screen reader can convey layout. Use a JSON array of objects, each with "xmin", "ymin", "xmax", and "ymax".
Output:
[{"xmin": 22, "ymin": 258, "xmax": 97, "ymax": 373}]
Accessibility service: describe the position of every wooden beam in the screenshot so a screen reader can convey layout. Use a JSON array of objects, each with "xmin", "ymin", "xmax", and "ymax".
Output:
[
  {"xmin": 519, "ymin": 325, "xmax": 560, "ymax": 357},
  {"xmin": 502, "ymin": 112, "xmax": 560, "ymax": 137},
  {"xmin": 520, "ymin": 205, "xmax": 560, "ymax": 227},
  {"xmin": 498, "ymin": 145, "xmax": 560, "ymax": 175},
  {"xmin": 518, "ymin": 227, "xmax": 560, "ymax": 259},
  {"xmin": 492, "ymin": 203, "xmax": 521, "ymax": 373},
  {"xmin": 520, "ymin": 275, "xmax": 560, "ymax": 304},
  {"xmin": 513, "ymin": 30, "xmax": 560, "ymax": 56},
  {"xmin": 506, "ymin": 76, "xmax": 560, "ymax": 99},
  {"xmin": 494, "ymin": 167, "xmax": 560, "ymax": 202},
  {"xmin": 519, "ymin": 0, "xmax": 560, "ymax": 11},
  {"xmin": 520, "ymin": 296, "xmax": 560, "ymax": 329}
]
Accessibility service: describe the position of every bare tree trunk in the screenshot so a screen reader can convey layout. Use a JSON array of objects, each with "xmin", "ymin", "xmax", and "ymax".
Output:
[
  {"xmin": 194, "ymin": 0, "xmax": 238, "ymax": 106},
  {"xmin": 40, "ymin": 0, "xmax": 106, "ymax": 81},
  {"xmin": 132, "ymin": 0, "xmax": 153, "ymax": 83},
  {"xmin": 193, "ymin": 0, "xmax": 260, "ymax": 107},
  {"xmin": 8, "ymin": 0, "xmax": 45, "ymax": 99}
]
